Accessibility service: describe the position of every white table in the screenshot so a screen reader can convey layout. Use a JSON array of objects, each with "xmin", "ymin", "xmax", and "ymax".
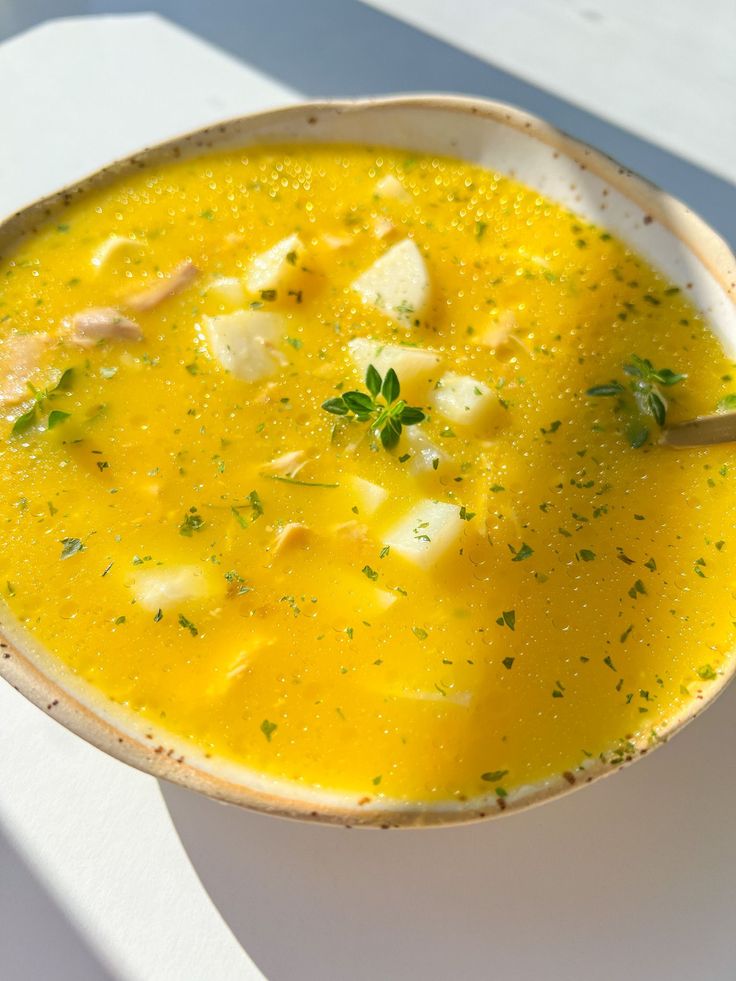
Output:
[{"xmin": 1, "ymin": 8, "xmax": 734, "ymax": 980}]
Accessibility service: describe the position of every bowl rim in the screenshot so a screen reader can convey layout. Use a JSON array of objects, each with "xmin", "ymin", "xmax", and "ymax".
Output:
[{"xmin": 1, "ymin": 93, "xmax": 735, "ymax": 828}]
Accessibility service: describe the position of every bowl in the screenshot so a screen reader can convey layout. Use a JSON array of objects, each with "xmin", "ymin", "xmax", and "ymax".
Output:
[{"xmin": 2, "ymin": 95, "xmax": 735, "ymax": 827}]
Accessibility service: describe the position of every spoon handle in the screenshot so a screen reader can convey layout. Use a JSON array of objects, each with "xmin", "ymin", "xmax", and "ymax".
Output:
[{"xmin": 661, "ymin": 411, "xmax": 736, "ymax": 447}]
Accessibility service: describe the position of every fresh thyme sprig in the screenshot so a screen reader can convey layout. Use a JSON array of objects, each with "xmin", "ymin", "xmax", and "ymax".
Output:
[
  {"xmin": 587, "ymin": 354, "xmax": 686, "ymax": 446},
  {"xmin": 322, "ymin": 364, "xmax": 426, "ymax": 450},
  {"xmin": 11, "ymin": 368, "xmax": 74, "ymax": 436}
]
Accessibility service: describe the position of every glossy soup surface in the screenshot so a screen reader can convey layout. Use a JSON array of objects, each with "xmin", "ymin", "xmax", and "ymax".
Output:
[{"xmin": 1, "ymin": 144, "xmax": 735, "ymax": 806}]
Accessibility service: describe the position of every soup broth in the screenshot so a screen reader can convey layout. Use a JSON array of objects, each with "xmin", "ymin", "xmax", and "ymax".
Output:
[{"xmin": 1, "ymin": 144, "xmax": 734, "ymax": 805}]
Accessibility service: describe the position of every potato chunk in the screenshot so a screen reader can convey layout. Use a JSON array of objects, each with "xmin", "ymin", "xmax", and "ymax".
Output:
[
  {"xmin": 349, "ymin": 476, "xmax": 388, "ymax": 516},
  {"xmin": 433, "ymin": 372, "xmax": 499, "ymax": 429},
  {"xmin": 133, "ymin": 565, "xmax": 212, "ymax": 611},
  {"xmin": 204, "ymin": 310, "xmax": 285, "ymax": 382},
  {"xmin": 384, "ymin": 500, "xmax": 466, "ymax": 569},
  {"xmin": 352, "ymin": 239, "xmax": 429, "ymax": 327},
  {"xmin": 375, "ymin": 174, "xmax": 410, "ymax": 202},
  {"xmin": 246, "ymin": 233, "xmax": 303, "ymax": 294},
  {"xmin": 347, "ymin": 338, "xmax": 441, "ymax": 401},
  {"xmin": 0, "ymin": 333, "xmax": 52, "ymax": 407},
  {"xmin": 400, "ymin": 426, "xmax": 452, "ymax": 475}
]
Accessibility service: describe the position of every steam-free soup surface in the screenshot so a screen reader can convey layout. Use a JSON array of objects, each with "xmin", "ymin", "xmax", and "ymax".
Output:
[{"xmin": 1, "ymin": 144, "xmax": 734, "ymax": 807}]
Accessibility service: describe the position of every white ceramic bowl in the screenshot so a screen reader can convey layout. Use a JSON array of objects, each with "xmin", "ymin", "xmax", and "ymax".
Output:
[{"xmin": 2, "ymin": 96, "xmax": 735, "ymax": 827}]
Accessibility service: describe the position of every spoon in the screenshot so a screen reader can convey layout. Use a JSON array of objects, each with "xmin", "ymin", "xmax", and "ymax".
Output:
[{"xmin": 661, "ymin": 412, "xmax": 736, "ymax": 447}]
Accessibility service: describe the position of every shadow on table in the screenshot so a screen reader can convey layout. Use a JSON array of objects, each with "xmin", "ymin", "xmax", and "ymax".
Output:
[
  {"xmin": 2, "ymin": 0, "xmax": 732, "ymax": 248},
  {"xmin": 0, "ymin": 826, "xmax": 118, "ymax": 981},
  {"xmin": 162, "ymin": 679, "xmax": 736, "ymax": 981}
]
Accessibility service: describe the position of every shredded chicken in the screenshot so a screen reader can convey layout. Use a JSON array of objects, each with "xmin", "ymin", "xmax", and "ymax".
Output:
[
  {"xmin": 125, "ymin": 260, "xmax": 198, "ymax": 312},
  {"xmin": 91, "ymin": 235, "xmax": 140, "ymax": 270},
  {"xmin": 261, "ymin": 450, "xmax": 309, "ymax": 477},
  {"xmin": 372, "ymin": 217, "xmax": 396, "ymax": 240},
  {"xmin": 272, "ymin": 523, "xmax": 312, "ymax": 554},
  {"xmin": 321, "ymin": 233, "xmax": 353, "ymax": 251},
  {"xmin": 68, "ymin": 307, "xmax": 143, "ymax": 347},
  {"xmin": 333, "ymin": 520, "xmax": 371, "ymax": 545},
  {"xmin": 0, "ymin": 333, "xmax": 52, "ymax": 407},
  {"xmin": 474, "ymin": 310, "xmax": 518, "ymax": 349}
]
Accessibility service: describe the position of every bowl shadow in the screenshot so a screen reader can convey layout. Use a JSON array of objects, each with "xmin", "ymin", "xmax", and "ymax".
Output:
[{"xmin": 162, "ymin": 681, "xmax": 736, "ymax": 981}]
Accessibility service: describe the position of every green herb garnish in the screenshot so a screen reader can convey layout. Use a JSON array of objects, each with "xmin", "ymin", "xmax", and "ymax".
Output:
[
  {"xmin": 60, "ymin": 537, "xmax": 85, "ymax": 560},
  {"xmin": 481, "ymin": 769, "xmax": 508, "ymax": 782},
  {"xmin": 179, "ymin": 508, "xmax": 204, "ymax": 536},
  {"xmin": 11, "ymin": 367, "xmax": 74, "ymax": 436},
  {"xmin": 510, "ymin": 542, "xmax": 533, "ymax": 562},
  {"xmin": 266, "ymin": 475, "xmax": 339, "ymax": 488},
  {"xmin": 321, "ymin": 364, "xmax": 425, "ymax": 450},
  {"xmin": 178, "ymin": 614, "xmax": 198, "ymax": 636},
  {"xmin": 587, "ymin": 355, "xmax": 686, "ymax": 445},
  {"xmin": 260, "ymin": 719, "xmax": 278, "ymax": 742}
]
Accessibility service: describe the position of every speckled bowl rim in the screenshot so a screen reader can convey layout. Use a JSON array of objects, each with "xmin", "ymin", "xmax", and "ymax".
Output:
[{"xmin": 1, "ymin": 95, "xmax": 735, "ymax": 828}]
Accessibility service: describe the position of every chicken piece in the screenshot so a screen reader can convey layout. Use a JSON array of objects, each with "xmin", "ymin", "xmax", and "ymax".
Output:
[
  {"xmin": 0, "ymin": 333, "xmax": 52, "ymax": 407},
  {"xmin": 473, "ymin": 310, "xmax": 518, "ymax": 350},
  {"xmin": 272, "ymin": 523, "xmax": 312, "ymax": 554},
  {"xmin": 125, "ymin": 260, "xmax": 198, "ymax": 311},
  {"xmin": 91, "ymin": 235, "xmax": 141, "ymax": 271},
  {"xmin": 333, "ymin": 520, "xmax": 371, "ymax": 545},
  {"xmin": 261, "ymin": 450, "xmax": 309, "ymax": 477},
  {"xmin": 321, "ymin": 233, "xmax": 353, "ymax": 251},
  {"xmin": 372, "ymin": 217, "xmax": 397, "ymax": 240},
  {"xmin": 68, "ymin": 307, "xmax": 143, "ymax": 347}
]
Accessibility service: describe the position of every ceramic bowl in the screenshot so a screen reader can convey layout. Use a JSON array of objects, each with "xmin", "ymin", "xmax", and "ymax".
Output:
[{"xmin": 2, "ymin": 96, "xmax": 735, "ymax": 827}]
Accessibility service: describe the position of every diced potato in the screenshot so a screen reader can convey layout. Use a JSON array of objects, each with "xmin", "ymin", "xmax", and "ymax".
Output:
[
  {"xmin": 91, "ymin": 235, "xmax": 141, "ymax": 270},
  {"xmin": 206, "ymin": 276, "xmax": 245, "ymax": 306},
  {"xmin": 0, "ymin": 332, "xmax": 52, "ymax": 407},
  {"xmin": 133, "ymin": 565, "xmax": 212, "ymax": 611},
  {"xmin": 375, "ymin": 174, "xmax": 410, "ymax": 202},
  {"xmin": 347, "ymin": 338, "xmax": 442, "ymax": 401},
  {"xmin": 399, "ymin": 426, "xmax": 452, "ymax": 476},
  {"xmin": 246, "ymin": 233, "xmax": 304, "ymax": 294},
  {"xmin": 383, "ymin": 500, "xmax": 467, "ymax": 569},
  {"xmin": 352, "ymin": 239, "xmax": 430, "ymax": 327},
  {"xmin": 349, "ymin": 476, "xmax": 388, "ymax": 516},
  {"xmin": 433, "ymin": 372, "xmax": 500, "ymax": 429},
  {"xmin": 204, "ymin": 310, "xmax": 285, "ymax": 382}
]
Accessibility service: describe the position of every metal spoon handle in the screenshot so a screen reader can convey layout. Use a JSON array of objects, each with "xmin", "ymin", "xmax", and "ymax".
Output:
[{"xmin": 661, "ymin": 411, "xmax": 736, "ymax": 447}]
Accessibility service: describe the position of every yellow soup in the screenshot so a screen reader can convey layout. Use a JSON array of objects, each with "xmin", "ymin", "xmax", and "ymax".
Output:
[{"xmin": 1, "ymin": 144, "xmax": 735, "ymax": 807}]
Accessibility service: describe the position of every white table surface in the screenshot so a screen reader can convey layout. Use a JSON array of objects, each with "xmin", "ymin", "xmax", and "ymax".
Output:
[{"xmin": 1, "ymin": 8, "xmax": 735, "ymax": 981}]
